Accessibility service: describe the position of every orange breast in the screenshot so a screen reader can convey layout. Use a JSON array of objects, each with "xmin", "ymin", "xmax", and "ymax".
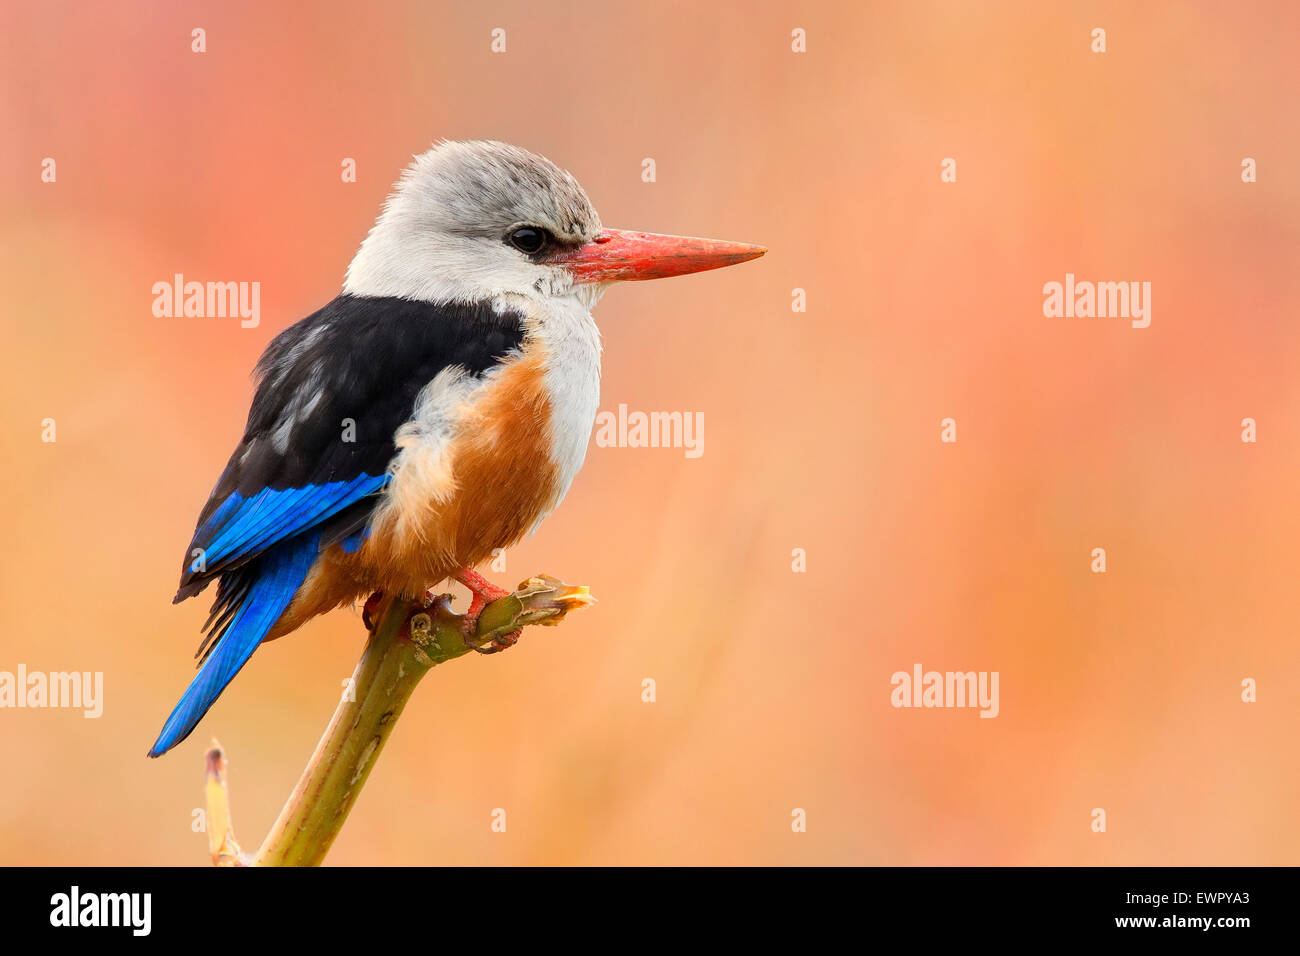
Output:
[{"xmin": 321, "ymin": 342, "xmax": 562, "ymax": 603}]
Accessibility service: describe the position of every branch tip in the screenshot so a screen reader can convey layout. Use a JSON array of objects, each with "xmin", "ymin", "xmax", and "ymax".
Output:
[{"xmin": 203, "ymin": 738, "xmax": 246, "ymax": 866}]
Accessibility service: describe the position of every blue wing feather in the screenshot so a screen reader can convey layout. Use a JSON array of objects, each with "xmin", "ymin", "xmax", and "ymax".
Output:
[{"xmin": 190, "ymin": 474, "xmax": 389, "ymax": 572}]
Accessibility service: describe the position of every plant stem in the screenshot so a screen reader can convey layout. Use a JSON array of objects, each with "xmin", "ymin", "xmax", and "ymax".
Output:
[
  {"xmin": 253, "ymin": 593, "xmax": 431, "ymax": 866},
  {"xmin": 200, "ymin": 575, "xmax": 593, "ymax": 867}
]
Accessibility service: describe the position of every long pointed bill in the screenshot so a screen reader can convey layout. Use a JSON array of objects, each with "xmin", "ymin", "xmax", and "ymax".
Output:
[{"xmin": 555, "ymin": 228, "xmax": 766, "ymax": 283}]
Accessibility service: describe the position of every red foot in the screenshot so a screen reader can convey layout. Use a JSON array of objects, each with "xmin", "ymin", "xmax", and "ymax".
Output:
[{"xmin": 453, "ymin": 568, "xmax": 521, "ymax": 654}]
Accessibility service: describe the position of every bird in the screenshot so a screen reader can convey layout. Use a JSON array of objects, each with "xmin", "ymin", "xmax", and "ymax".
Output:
[{"xmin": 148, "ymin": 140, "xmax": 765, "ymax": 757}]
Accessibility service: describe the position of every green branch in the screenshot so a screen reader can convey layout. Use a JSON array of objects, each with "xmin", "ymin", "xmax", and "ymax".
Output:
[{"xmin": 200, "ymin": 575, "xmax": 593, "ymax": 867}]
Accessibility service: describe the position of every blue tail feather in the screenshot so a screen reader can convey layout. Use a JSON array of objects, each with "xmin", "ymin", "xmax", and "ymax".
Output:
[{"xmin": 149, "ymin": 532, "xmax": 321, "ymax": 757}]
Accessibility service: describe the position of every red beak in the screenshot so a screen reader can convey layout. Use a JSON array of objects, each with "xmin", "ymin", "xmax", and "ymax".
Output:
[{"xmin": 554, "ymin": 228, "xmax": 766, "ymax": 283}]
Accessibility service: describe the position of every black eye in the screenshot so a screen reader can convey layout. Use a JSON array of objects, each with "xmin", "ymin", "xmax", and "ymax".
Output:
[{"xmin": 507, "ymin": 226, "xmax": 549, "ymax": 255}]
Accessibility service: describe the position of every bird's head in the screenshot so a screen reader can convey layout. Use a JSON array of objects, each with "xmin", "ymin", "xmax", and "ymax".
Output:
[{"xmin": 344, "ymin": 140, "xmax": 765, "ymax": 307}]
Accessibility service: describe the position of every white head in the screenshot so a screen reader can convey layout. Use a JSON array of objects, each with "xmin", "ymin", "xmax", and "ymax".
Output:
[{"xmin": 344, "ymin": 140, "xmax": 765, "ymax": 308}]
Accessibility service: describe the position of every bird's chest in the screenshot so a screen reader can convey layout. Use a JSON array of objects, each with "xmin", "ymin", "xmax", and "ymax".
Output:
[{"xmin": 357, "ymin": 306, "xmax": 600, "ymax": 594}]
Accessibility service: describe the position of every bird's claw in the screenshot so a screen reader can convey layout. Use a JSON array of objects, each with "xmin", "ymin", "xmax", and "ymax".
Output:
[
  {"xmin": 454, "ymin": 568, "xmax": 519, "ymax": 653},
  {"xmin": 464, "ymin": 627, "xmax": 522, "ymax": 654}
]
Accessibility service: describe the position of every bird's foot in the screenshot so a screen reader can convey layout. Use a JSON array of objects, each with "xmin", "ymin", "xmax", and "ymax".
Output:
[
  {"xmin": 453, "ymin": 568, "xmax": 521, "ymax": 654},
  {"xmin": 362, "ymin": 591, "xmax": 384, "ymax": 631},
  {"xmin": 471, "ymin": 627, "xmax": 521, "ymax": 654}
]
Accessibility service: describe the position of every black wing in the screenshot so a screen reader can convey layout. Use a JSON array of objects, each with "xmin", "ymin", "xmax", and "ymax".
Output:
[{"xmin": 175, "ymin": 293, "xmax": 526, "ymax": 603}]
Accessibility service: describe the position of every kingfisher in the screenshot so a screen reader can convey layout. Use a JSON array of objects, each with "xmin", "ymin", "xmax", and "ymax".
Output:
[{"xmin": 148, "ymin": 140, "xmax": 764, "ymax": 756}]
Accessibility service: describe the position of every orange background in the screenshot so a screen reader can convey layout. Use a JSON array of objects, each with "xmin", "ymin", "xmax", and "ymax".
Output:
[{"xmin": 2, "ymin": 1, "xmax": 1298, "ymax": 865}]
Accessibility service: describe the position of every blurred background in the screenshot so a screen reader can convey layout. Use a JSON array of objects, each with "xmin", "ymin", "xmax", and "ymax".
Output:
[{"xmin": 2, "ymin": 0, "xmax": 1298, "ymax": 865}]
